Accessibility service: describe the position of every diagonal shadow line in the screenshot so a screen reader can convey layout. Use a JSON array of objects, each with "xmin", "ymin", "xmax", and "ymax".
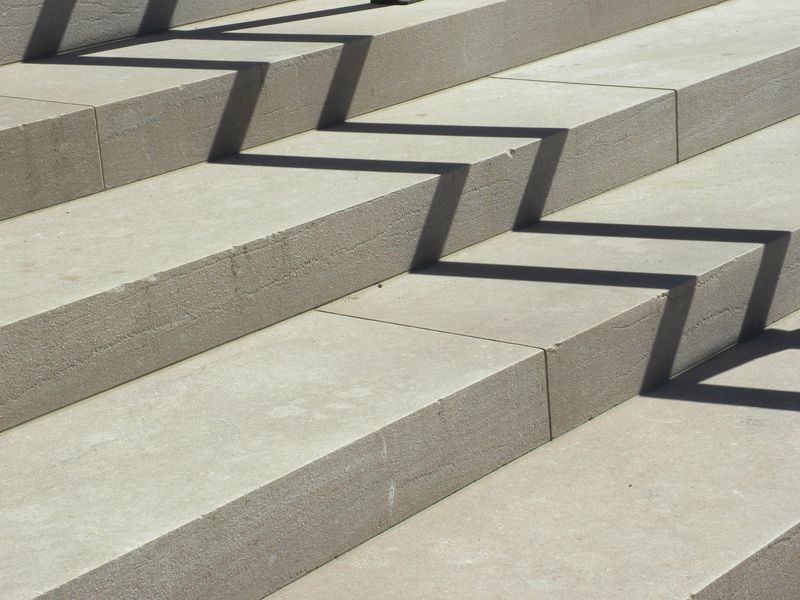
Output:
[
  {"xmin": 740, "ymin": 235, "xmax": 791, "ymax": 340},
  {"xmin": 403, "ymin": 125, "xmax": 568, "ymax": 270},
  {"xmin": 676, "ymin": 328, "xmax": 800, "ymax": 385},
  {"xmin": 515, "ymin": 221, "xmax": 792, "ymax": 390},
  {"xmin": 214, "ymin": 153, "xmax": 465, "ymax": 175},
  {"xmin": 331, "ymin": 123, "xmax": 567, "ymax": 139},
  {"xmin": 37, "ymin": 30, "xmax": 374, "ymax": 159},
  {"xmin": 319, "ymin": 36, "xmax": 373, "ymax": 126},
  {"xmin": 51, "ymin": 3, "xmax": 382, "ymax": 57},
  {"xmin": 24, "ymin": 0, "xmax": 77, "ymax": 60},
  {"xmin": 514, "ymin": 128, "xmax": 569, "ymax": 228},
  {"xmin": 527, "ymin": 221, "xmax": 789, "ymax": 245},
  {"xmin": 208, "ymin": 66, "xmax": 267, "ymax": 159},
  {"xmin": 416, "ymin": 261, "xmax": 694, "ymax": 289},
  {"xmin": 139, "ymin": 0, "xmax": 180, "ymax": 34},
  {"xmin": 639, "ymin": 231, "xmax": 791, "ymax": 390},
  {"xmin": 641, "ymin": 280, "xmax": 696, "ymax": 392},
  {"xmin": 177, "ymin": 2, "xmax": 381, "ymax": 36},
  {"xmin": 39, "ymin": 30, "xmax": 371, "ymax": 69},
  {"xmin": 24, "ymin": 1, "xmax": 379, "ymax": 61},
  {"xmin": 411, "ymin": 168, "xmax": 470, "ymax": 268},
  {"xmin": 648, "ymin": 382, "xmax": 800, "ymax": 412}
]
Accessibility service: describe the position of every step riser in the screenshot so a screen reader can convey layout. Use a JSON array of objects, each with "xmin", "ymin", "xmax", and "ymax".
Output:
[
  {"xmin": 0, "ymin": 0, "xmax": 723, "ymax": 67},
  {"xmin": 324, "ymin": 116, "xmax": 800, "ymax": 438},
  {"xmin": 0, "ymin": 99, "xmax": 103, "ymax": 220},
  {"xmin": 267, "ymin": 310, "xmax": 800, "ymax": 600},
  {"xmin": 678, "ymin": 47, "xmax": 800, "ymax": 159},
  {"xmin": 0, "ymin": 0, "xmax": 722, "ymax": 220},
  {"xmin": 693, "ymin": 522, "xmax": 800, "ymax": 600},
  {"xmin": 0, "ymin": 92, "xmax": 675, "ymax": 432},
  {"xmin": 34, "ymin": 349, "xmax": 548, "ymax": 600},
  {"xmin": 501, "ymin": 0, "xmax": 800, "ymax": 160},
  {"xmin": 0, "ymin": 0, "xmax": 292, "ymax": 65},
  {"xmin": 548, "ymin": 237, "xmax": 800, "ymax": 436}
]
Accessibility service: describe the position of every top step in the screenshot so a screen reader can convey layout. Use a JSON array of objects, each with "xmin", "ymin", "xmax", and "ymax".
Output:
[
  {"xmin": 0, "ymin": 0, "xmax": 723, "ymax": 218},
  {"xmin": 0, "ymin": 0, "xmax": 293, "ymax": 65},
  {"xmin": 0, "ymin": 0, "xmax": 721, "ymax": 66}
]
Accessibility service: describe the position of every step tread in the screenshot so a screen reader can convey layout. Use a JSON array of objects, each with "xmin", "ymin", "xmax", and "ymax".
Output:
[
  {"xmin": 0, "ymin": 0, "xmax": 467, "ymax": 105},
  {"xmin": 501, "ymin": 0, "xmax": 800, "ymax": 89},
  {"xmin": 499, "ymin": 0, "xmax": 800, "ymax": 158},
  {"xmin": 0, "ymin": 72, "xmax": 674, "ymax": 431},
  {"xmin": 0, "ymin": 0, "xmax": 293, "ymax": 65},
  {"xmin": 0, "ymin": 0, "xmax": 721, "ymax": 210},
  {"xmin": 269, "ymin": 309, "xmax": 800, "ymax": 600},
  {"xmin": 0, "ymin": 77, "xmax": 666, "ymax": 329},
  {"xmin": 0, "ymin": 311, "xmax": 545, "ymax": 600},
  {"xmin": 324, "ymin": 114, "xmax": 800, "ymax": 434}
]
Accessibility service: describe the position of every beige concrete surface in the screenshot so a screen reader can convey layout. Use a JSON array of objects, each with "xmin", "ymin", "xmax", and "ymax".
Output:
[
  {"xmin": 0, "ymin": 77, "xmax": 674, "ymax": 431},
  {"xmin": 0, "ymin": 96, "xmax": 103, "ymax": 219},
  {"xmin": 0, "ymin": 0, "xmax": 292, "ymax": 65},
  {"xmin": 325, "ymin": 114, "xmax": 800, "ymax": 436},
  {"xmin": 270, "ymin": 309, "xmax": 800, "ymax": 600},
  {"xmin": 0, "ymin": 311, "xmax": 546, "ymax": 600},
  {"xmin": 0, "ymin": 0, "xmax": 717, "ymax": 192},
  {"xmin": 499, "ymin": 0, "xmax": 800, "ymax": 159}
]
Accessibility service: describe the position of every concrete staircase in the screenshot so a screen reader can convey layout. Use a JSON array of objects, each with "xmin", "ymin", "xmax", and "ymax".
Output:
[{"xmin": 1, "ymin": 0, "xmax": 798, "ymax": 598}]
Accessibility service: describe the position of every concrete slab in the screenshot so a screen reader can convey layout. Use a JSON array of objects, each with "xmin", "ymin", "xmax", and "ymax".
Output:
[
  {"xmin": 0, "ymin": 96, "xmax": 103, "ymax": 219},
  {"xmin": 0, "ymin": 311, "xmax": 546, "ymax": 600},
  {"xmin": 499, "ymin": 0, "xmax": 800, "ymax": 159},
  {"xmin": 270, "ymin": 309, "xmax": 800, "ymax": 600},
  {"xmin": 325, "ymin": 114, "xmax": 800, "ymax": 436},
  {"xmin": 0, "ymin": 0, "xmax": 291, "ymax": 65},
  {"xmin": 0, "ymin": 0, "xmax": 717, "ymax": 191},
  {"xmin": 0, "ymin": 77, "xmax": 674, "ymax": 432}
]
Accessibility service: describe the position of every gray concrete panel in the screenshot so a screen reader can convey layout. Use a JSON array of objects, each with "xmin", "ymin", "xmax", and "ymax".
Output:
[
  {"xmin": 0, "ymin": 311, "xmax": 546, "ymax": 600},
  {"xmin": 325, "ymin": 114, "xmax": 800, "ymax": 436},
  {"xmin": 499, "ymin": 0, "xmax": 800, "ymax": 159},
  {"xmin": 0, "ymin": 0, "xmax": 291, "ymax": 65},
  {"xmin": 0, "ymin": 97, "xmax": 103, "ymax": 219},
  {"xmin": 0, "ymin": 0, "xmax": 717, "ymax": 201},
  {"xmin": 270, "ymin": 309, "xmax": 800, "ymax": 599},
  {"xmin": 0, "ymin": 78, "xmax": 674, "ymax": 431}
]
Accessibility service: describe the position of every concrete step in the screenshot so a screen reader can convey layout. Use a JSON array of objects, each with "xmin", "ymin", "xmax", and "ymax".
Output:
[
  {"xmin": 270, "ymin": 308, "xmax": 800, "ymax": 600},
  {"xmin": 0, "ymin": 74, "xmax": 677, "ymax": 432},
  {"xmin": 500, "ymin": 0, "xmax": 800, "ymax": 159},
  {"xmin": 324, "ymin": 113, "xmax": 800, "ymax": 437},
  {"xmin": 0, "ymin": 311, "xmax": 548, "ymax": 600},
  {"xmin": 0, "ymin": 97, "xmax": 104, "ymax": 218},
  {"xmin": 1, "ymin": 0, "xmax": 293, "ymax": 65},
  {"xmin": 0, "ymin": 0, "xmax": 723, "ymax": 218}
]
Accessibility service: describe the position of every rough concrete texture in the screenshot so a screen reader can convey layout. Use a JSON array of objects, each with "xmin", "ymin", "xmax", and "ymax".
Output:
[
  {"xmin": 693, "ymin": 522, "xmax": 800, "ymax": 600},
  {"xmin": 499, "ymin": 0, "xmax": 800, "ymax": 159},
  {"xmin": 0, "ymin": 96, "xmax": 103, "ymax": 219},
  {"xmin": 270, "ymin": 310, "xmax": 800, "ymax": 600},
  {"xmin": 0, "ymin": 0, "xmax": 719, "ymax": 192},
  {"xmin": 0, "ymin": 311, "xmax": 546, "ymax": 600},
  {"xmin": 325, "ymin": 114, "xmax": 800, "ymax": 437},
  {"xmin": 0, "ymin": 77, "xmax": 675, "ymax": 432},
  {"xmin": 0, "ymin": 0, "xmax": 291, "ymax": 65}
]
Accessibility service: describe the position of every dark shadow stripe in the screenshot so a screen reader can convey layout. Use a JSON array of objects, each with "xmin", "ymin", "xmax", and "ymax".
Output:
[
  {"xmin": 648, "ymin": 383, "xmax": 800, "ymax": 412},
  {"xmin": 417, "ymin": 261, "xmax": 694, "ymax": 289},
  {"xmin": 331, "ymin": 122, "xmax": 566, "ymax": 139},
  {"xmin": 214, "ymin": 153, "xmax": 465, "ymax": 175},
  {"xmin": 526, "ymin": 221, "xmax": 789, "ymax": 245},
  {"xmin": 23, "ymin": 0, "xmax": 77, "ymax": 60}
]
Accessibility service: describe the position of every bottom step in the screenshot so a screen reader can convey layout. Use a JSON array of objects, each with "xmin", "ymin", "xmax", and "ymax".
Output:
[
  {"xmin": 0, "ymin": 312, "xmax": 546, "ymax": 600},
  {"xmin": 271, "ymin": 309, "xmax": 800, "ymax": 600}
]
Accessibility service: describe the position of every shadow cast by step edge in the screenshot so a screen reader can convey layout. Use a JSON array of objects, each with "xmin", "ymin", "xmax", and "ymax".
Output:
[
  {"xmin": 21, "ymin": 0, "xmax": 381, "ymax": 61},
  {"xmin": 646, "ymin": 327, "xmax": 800, "ymax": 412}
]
